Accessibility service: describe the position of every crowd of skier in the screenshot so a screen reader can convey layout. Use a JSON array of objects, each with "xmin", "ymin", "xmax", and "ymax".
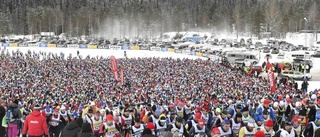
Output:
[{"xmin": 0, "ymin": 48, "xmax": 320, "ymax": 137}]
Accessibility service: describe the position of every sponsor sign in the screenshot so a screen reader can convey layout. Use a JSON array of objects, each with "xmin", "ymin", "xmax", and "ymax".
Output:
[
  {"xmin": 88, "ymin": 45, "xmax": 97, "ymax": 49},
  {"xmin": 19, "ymin": 43, "xmax": 28, "ymax": 47},
  {"xmin": 168, "ymin": 48, "xmax": 175, "ymax": 52},
  {"xmin": 130, "ymin": 46, "xmax": 140, "ymax": 50},
  {"xmin": 140, "ymin": 46, "xmax": 149, "ymax": 50},
  {"xmin": 202, "ymin": 53, "xmax": 208, "ymax": 57},
  {"xmin": 57, "ymin": 44, "xmax": 66, "ymax": 48},
  {"xmin": 175, "ymin": 49, "xmax": 182, "ymax": 53},
  {"xmin": 67, "ymin": 44, "xmax": 79, "ymax": 48},
  {"xmin": 196, "ymin": 52, "xmax": 202, "ymax": 57},
  {"xmin": 161, "ymin": 48, "xmax": 168, "ymax": 52},
  {"xmin": 10, "ymin": 43, "xmax": 18, "ymax": 47},
  {"xmin": 28, "ymin": 44, "xmax": 38, "ymax": 47},
  {"xmin": 47, "ymin": 44, "xmax": 57, "ymax": 48},
  {"xmin": 79, "ymin": 44, "xmax": 87, "ymax": 48},
  {"xmin": 121, "ymin": 46, "xmax": 130, "ymax": 50},
  {"xmin": 109, "ymin": 46, "xmax": 121, "ymax": 50},
  {"xmin": 97, "ymin": 45, "xmax": 108, "ymax": 49},
  {"xmin": 1, "ymin": 43, "xmax": 9, "ymax": 47},
  {"xmin": 182, "ymin": 50, "xmax": 190, "ymax": 55},
  {"xmin": 150, "ymin": 47, "xmax": 161, "ymax": 51},
  {"xmin": 39, "ymin": 43, "xmax": 47, "ymax": 47},
  {"xmin": 190, "ymin": 51, "xmax": 196, "ymax": 56}
]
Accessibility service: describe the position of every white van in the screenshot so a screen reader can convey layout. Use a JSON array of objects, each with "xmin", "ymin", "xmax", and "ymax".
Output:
[{"xmin": 225, "ymin": 52, "xmax": 259, "ymax": 64}]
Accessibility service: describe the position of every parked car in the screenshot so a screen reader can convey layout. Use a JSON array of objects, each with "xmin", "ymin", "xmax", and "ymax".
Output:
[
  {"xmin": 282, "ymin": 70, "xmax": 312, "ymax": 80},
  {"xmin": 271, "ymin": 48, "xmax": 279, "ymax": 54}
]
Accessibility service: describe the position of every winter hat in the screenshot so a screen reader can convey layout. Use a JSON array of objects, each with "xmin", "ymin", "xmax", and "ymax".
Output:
[
  {"xmin": 195, "ymin": 112, "xmax": 202, "ymax": 119},
  {"xmin": 265, "ymin": 120, "xmax": 273, "ymax": 127},
  {"xmin": 211, "ymin": 127, "xmax": 220, "ymax": 135},
  {"xmin": 254, "ymin": 131, "xmax": 265, "ymax": 137},
  {"xmin": 198, "ymin": 119, "xmax": 205, "ymax": 126},
  {"xmin": 106, "ymin": 114, "xmax": 113, "ymax": 121},
  {"xmin": 34, "ymin": 104, "xmax": 41, "ymax": 110},
  {"xmin": 291, "ymin": 116, "xmax": 301, "ymax": 123},
  {"xmin": 146, "ymin": 122, "xmax": 155, "ymax": 130}
]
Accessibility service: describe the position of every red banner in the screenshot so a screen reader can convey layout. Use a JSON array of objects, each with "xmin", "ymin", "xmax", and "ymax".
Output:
[
  {"xmin": 266, "ymin": 61, "xmax": 276, "ymax": 93},
  {"xmin": 120, "ymin": 69, "xmax": 124, "ymax": 85},
  {"xmin": 110, "ymin": 56, "xmax": 119, "ymax": 81}
]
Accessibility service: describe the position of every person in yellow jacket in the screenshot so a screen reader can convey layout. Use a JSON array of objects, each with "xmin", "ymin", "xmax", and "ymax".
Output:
[
  {"xmin": 82, "ymin": 101, "xmax": 98, "ymax": 118},
  {"xmin": 238, "ymin": 119, "xmax": 256, "ymax": 137}
]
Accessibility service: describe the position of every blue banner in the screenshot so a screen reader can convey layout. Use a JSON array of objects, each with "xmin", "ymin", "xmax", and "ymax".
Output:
[
  {"xmin": 161, "ymin": 48, "xmax": 168, "ymax": 52},
  {"xmin": 121, "ymin": 46, "xmax": 130, "ymax": 50},
  {"xmin": 1, "ymin": 43, "xmax": 9, "ymax": 47},
  {"xmin": 79, "ymin": 44, "xmax": 87, "ymax": 48},
  {"xmin": 39, "ymin": 43, "xmax": 47, "ymax": 47},
  {"xmin": 190, "ymin": 51, "xmax": 196, "ymax": 55}
]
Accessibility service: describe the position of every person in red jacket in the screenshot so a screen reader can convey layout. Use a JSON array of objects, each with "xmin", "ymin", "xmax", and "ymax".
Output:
[{"xmin": 22, "ymin": 104, "xmax": 49, "ymax": 137}]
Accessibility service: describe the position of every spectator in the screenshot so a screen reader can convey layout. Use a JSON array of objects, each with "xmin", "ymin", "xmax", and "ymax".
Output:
[
  {"xmin": 0, "ymin": 101, "xmax": 6, "ymax": 137},
  {"xmin": 22, "ymin": 105, "xmax": 49, "ymax": 137},
  {"xmin": 77, "ymin": 123, "xmax": 94, "ymax": 137},
  {"xmin": 61, "ymin": 118, "xmax": 83, "ymax": 137},
  {"xmin": 7, "ymin": 99, "xmax": 22, "ymax": 137}
]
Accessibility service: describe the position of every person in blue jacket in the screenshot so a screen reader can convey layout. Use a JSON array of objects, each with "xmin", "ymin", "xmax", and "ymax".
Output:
[{"xmin": 255, "ymin": 99, "xmax": 276, "ymax": 121}]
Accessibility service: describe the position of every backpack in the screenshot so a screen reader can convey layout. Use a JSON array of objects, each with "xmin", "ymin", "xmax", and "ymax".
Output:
[{"xmin": 6, "ymin": 108, "xmax": 19, "ymax": 123}]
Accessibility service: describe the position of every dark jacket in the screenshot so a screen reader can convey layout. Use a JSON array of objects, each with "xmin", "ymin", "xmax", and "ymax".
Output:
[
  {"xmin": 61, "ymin": 118, "xmax": 83, "ymax": 137},
  {"xmin": 77, "ymin": 123, "xmax": 94, "ymax": 137}
]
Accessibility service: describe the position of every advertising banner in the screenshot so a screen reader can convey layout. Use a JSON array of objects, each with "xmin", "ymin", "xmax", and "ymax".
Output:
[
  {"xmin": 67, "ymin": 44, "xmax": 79, "ymax": 48},
  {"xmin": 175, "ymin": 49, "xmax": 182, "ymax": 53},
  {"xmin": 110, "ymin": 56, "xmax": 119, "ymax": 81},
  {"xmin": 28, "ymin": 44, "xmax": 38, "ymax": 47},
  {"xmin": 202, "ymin": 53, "xmax": 208, "ymax": 57},
  {"xmin": 19, "ymin": 43, "xmax": 28, "ymax": 47},
  {"xmin": 182, "ymin": 50, "xmax": 190, "ymax": 55},
  {"xmin": 266, "ymin": 61, "xmax": 276, "ymax": 93},
  {"xmin": 196, "ymin": 52, "xmax": 202, "ymax": 57},
  {"xmin": 190, "ymin": 51, "xmax": 196, "ymax": 56},
  {"xmin": 97, "ymin": 45, "xmax": 108, "ymax": 49},
  {"xmin": 57, "ymin": 44, "xmax": 67, "ymax": 48},
  {"xmin": 10, "ymin": 43, "xmax": 18, "ymax": 47},
  {"xmin": 39, "ymin": 43, "xmax": 47, "ymax": 47},
  {"xmin": 79, "ymin": 44, "xmax": 87, "ymax": 49},
  {"xmin": 130, "ymin": 46, "xmax": 140, "ymax": 50},
  {"xmin": 109, "ymin": 46, "xmax": 121, "ymax": 50},
  {"xmin": 150, "ymin": 47, "xmax": 161, "ymax": 51},
  {"xmin": 1, "ymin": 43, "xmax": 9, "ymax": 47},
  {"xmin": 121, "ymin": 46, "xmax": 130, "ymax": 50},
  {"xmin": 47, "ymin": 44, "xmax": 57, "ymax": 48},
  {"xmin": 161, "ymin": 48, "xmax": 168, "ymax": 52},
  {"xmin": 168, "ymin": 48, "xmax": 175, "ymax": 52},
  {"xmin": 88, "ymin": 45, "xmax": 97, "ymax": 49},
  {"xmin": 140, "ymin": 46, "xmax": 149, "ymax": 50}
]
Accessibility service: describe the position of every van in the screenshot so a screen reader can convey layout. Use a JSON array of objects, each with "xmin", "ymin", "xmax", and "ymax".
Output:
[{"xmin": 225, "ymin": 52, "xmax": 259, "ymax": 64}]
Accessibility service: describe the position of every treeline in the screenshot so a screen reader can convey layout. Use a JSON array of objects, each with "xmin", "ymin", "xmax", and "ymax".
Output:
[{"xmin": 0, "ymin": 0, "xmax": 319, "ymax": 38}]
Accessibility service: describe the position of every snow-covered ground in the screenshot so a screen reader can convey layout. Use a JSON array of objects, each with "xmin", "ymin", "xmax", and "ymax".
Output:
[{"xmin": 5, "ymin": 47, "xmax": 320, "ymax": 92}]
